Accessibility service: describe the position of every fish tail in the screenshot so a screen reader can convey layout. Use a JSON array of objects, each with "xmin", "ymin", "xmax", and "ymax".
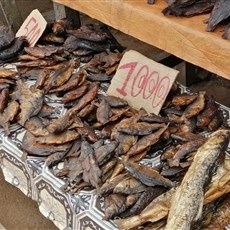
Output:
[{"xmin": 113, "ymin": 215, "xmax": 143, "ymax": 230}]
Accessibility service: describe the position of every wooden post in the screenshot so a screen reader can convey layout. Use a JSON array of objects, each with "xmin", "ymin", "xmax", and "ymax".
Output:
[
  {"xmin": 53, "ymin": 2, "xmax": 81, "ymax": 28},
  {"xmin": 0, "ymin": 0, "xmax": 23, "ymax": 32}
]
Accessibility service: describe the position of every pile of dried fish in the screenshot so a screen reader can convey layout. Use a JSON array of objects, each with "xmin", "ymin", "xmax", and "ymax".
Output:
[
  {"xmin": 162, "ymin": 0, "xmax": 230, "ymax": 40},
  {"xmin": 0, "ymin": 26, "xmax": 28, "ymax": 62}
]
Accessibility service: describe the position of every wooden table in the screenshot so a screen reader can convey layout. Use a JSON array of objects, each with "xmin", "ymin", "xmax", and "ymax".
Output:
[{"xmin": 52, "ymin": 0, "xmax": 230, "ymax": 80}]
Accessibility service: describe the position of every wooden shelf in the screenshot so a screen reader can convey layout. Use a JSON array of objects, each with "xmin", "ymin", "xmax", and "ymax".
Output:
[{"xmin": 53, "ymin": 0, "xmax": 230, "ymax": 80}]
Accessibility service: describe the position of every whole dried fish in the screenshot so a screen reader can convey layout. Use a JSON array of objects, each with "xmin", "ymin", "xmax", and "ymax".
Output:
[
  {"xmin": 24, "ymin": 117, "xmax": 49, "ymax": 137},
  {"xmin": 113, "ymin": 176, "xmax": 147, "ymax": 194},
  {"xmin": 206, "ymin": 0, "xmax": 230, "ymax": 32},
  {"xmin": 139, "ymin": 113, "xmax": 166, "ymax": 123},
  {"xmin": 96, "ymin": 99, "xmax": 111, "ymax": 125},
  {"xmin": 118, "ymin": 122, "xmax": 165, "ymax": 136},
  {"xmin": 183, "ymin": 91, "xmax": 206, "ymax": 118},
  {"xmin": 104, "ymin": 193, "xmax": 127, "ymax": 220},
  {"xmin": 171, "ymin": 93, "xmax": 198, "ymax": 107},
  {"xmin": 165, "ymin": 129, "xmax": 230, "ymax": 230},
  {"xmin": 16, "ymin": 80, "xmax": 44, "ymax": 126},
  {"xmin": 42, "ymin": 33, "xmax": 65, "ymax": 43},
  {"xmin": 123, "ymin": 161, "xmax": 174, "ymax": 188},
  {"xmin": 15, "ymin": 59, "xmax": 57, "ymax": 68},
  {"xmin": 22, "ymin": 131, "xmax": 72, "ymax": 156},
  {"xmin": 103, "ymin": 95, "xmax": 128, "ymax": 108},
  {"xmin": 127, "ymin": 126, "xmax": 168, "ymax": 156},
  {"xmin": 36, "ymin": 130, "xmax": 80, "ymax": 144},
  {"xmin": 94, "ymin": 141, "xmax": 118, "ymax": 166},
  {"xmin": 18, "ymin": 54, "xmax": 39, "ymax": 61},
  {"xmin": 171, "ymin": 132, "xmax": 204, "ymax": 142},
  {"xmin": 170, "ymin": 138, "xmax": 206, "ymax": 166},
  {"xmin": 208, "ymin": 110, "xmax": 223, "ymax": 131},
  {"xmin": 116, "ymin": 134, "xmax": 138, "ymax": 155},
  {"xmin": 76, "ymin": 122, "xmax": 98, "ymax": 143},
  {"xmin": 24, "ymin": 46, "xmax": 64, "ymax": 58},
  {"xmin": 0, "ymin": 88, "xmax": 9, "ymax": 112},
  {"xmin": 196, "ymin": 96, "xmax": 218, "ymax": 129},
  {"xmin": 0, "ymin": 37, "xmax": 27, "ymax": 61},
  {"xmin": 0, "ymin": 26, "xmax": 15, "ymax": 51},
  {"xmin": 70, "ymin": 82, "xmax": 99, "ymax": 112},
  {"xmin": 67, "ymin": 25, "xmax": 109, "ymax": 42},
  {"xmin": 99, "ymin": 173, "xmax": 129, "ymax": 195},
  {"xmin": 33, "ymin": 69, "xmax": 50, "ymax": 90},
  {"xmin": 45, "ymin": 151, "xmax": 66, "ymax": 167},
  {"xmin": 62, "ymin": 83, "xmax": 89, "ymax": 103},
  {"xmin": 49, "ymin": 70, "xmax": 86, "ymax": 93},
  {"xmin": 52, "ymin": 18, "xmax": 71, "ymax": 35},
  {"xmin": 121, "ymin": 186, "xmax": 167, "ymax": 218},
  {"xmin": 47, "ymin": 111, "xmax": 74, "ymax": 134},
  {"xmin": 63, "ymin": 35, "xmax": 80, "ymax": 52},
  {"xmin": 114, "ymin": 188, "xmax": 175, "ymax": 229},
  {"xmin": 78, "ymin": 103, "xmax": 95, "ymax": 118},
  {"xmin": 0, "ymin": 100, "xmax": 19, "ymax": 135}
]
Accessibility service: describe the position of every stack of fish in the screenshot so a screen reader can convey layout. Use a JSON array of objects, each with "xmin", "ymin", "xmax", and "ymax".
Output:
[
  {"xmin": 162, "ymin": 0, "xmax": 230, "ymax": 40},
  {"xmin": 0, "ymin": 19, "xmax": 230, "ymax": 229}
]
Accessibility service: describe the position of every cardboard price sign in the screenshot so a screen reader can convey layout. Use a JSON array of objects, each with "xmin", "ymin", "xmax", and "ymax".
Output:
[
  {"xmin": 16, "ymin": 9, "xmax": 47, "ymax": 47},
  {"xmin": 107, "ymin": 50, "xmax": 179, "ymax": 115}
]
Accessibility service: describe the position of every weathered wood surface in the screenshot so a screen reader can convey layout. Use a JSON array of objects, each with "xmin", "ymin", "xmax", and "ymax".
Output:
[
  {"xmin": 0, "ymin": 0, "xmax": 22, "ymax": 32},
  {"xmin": 52, "ymin": 0, "xmax": 230, "ymax": 80}
]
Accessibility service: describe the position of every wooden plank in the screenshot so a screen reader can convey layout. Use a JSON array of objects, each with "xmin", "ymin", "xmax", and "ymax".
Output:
[
  {"xmin": 53, "ymin": 2, "xmax": 80, "ymax": 28},
  {"xmin": 0, "ymin": 0, "xmax": 22, "ymax": 32},
  {"xmin": 52, "ymin": 0, "xmax": 230, "ymax": 80}
]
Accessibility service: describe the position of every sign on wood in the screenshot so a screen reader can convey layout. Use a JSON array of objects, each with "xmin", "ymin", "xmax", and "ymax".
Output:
[
  {"xmin": 107, "ymin": 50, "xmax": 179, "ymax": 114},
  {"xmin": 16, "ymin": 9, "xmax": 47, "ymax": 47}
]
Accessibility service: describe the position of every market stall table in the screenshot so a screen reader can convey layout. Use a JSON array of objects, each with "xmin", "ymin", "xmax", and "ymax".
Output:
[{"xmin": 52, "ymin": 0, "xmax": 230, "ymax": 80}]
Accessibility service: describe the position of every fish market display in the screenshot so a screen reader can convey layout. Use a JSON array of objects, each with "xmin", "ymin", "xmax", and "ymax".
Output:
[{"xmin": 0, "ymin": 19, "xmax": 230, "ymax": 230}]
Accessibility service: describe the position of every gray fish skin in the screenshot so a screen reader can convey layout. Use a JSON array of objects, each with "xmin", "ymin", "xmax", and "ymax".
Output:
[{"xmin": 165, "ymin": 129, "xmax": 230, "ymax": 230}]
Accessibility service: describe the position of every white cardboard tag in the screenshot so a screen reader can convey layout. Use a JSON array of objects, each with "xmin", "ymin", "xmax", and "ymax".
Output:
[
  {"xmin": 107, "ymin": 50, "xmax": 179, "ymax": 114},
  {"xmin": 16, "ymin": 9, "xmax": 47, "ymax": 47}
]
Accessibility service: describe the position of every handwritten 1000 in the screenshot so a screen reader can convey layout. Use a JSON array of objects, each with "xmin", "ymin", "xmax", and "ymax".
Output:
[{"xmin": 116, "ymin": 62, "xmax": 170, "ymax": 109}]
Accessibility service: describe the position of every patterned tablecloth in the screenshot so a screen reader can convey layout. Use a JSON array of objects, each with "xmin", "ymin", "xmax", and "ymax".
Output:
[{"xmin": 0, "ymin": 84, "xmax": 230, "ymax": 230}]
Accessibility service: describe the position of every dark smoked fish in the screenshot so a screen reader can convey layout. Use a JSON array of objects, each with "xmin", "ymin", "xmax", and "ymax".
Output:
[
  {"xmin": 103, "ymin": 95, "xmax": 128, "ymax": 108},
  {"xmin": 96, "ymin": 99, "xmax": 111, "ymax": 125},
  {"xmin": 0, "ymin": 26, "xmax": 15, "ymax": 51},
  {"xmin": 165, "ymin": 129, "xmax": 230, "ymax": 230},
  {"xmin": 24, "ymin": 46, "xmax": 63, "ymax": 58},
  {"xmin": 17, "ymin": 80, "xmax": 44, "ymax": 126},
  {"xmin": 123, "ymin": 161, "xmax": 174, "ymax": 188}
]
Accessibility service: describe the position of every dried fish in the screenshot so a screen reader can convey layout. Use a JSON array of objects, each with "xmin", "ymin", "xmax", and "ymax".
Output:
[
  {"xmin": 113, "ymin": 176, "xmax": 147, "ymax": 194},
  {"xmin": 78, "ymin": 103, "xmax": 95, "ymax": 118},
  {"xmin": 118, "ymin": 122, "xmax": 166, "ymax": 136},
  {"xmin": 196, "ymin": 96, "xmax": 218, "ymax": 129},
  {"xmin": 33, "ymin": 69, "xmax": 50, "ymax": 90},
  {"xmin": 0, "ymin": 88, "xmax": 9, "ymax": 112},
  {"xmin": 127, "ymin": 126, "xmax": 168, "ymax": 156},
  {"xmin": 183, "ymin": 91, "xmax": 206, "ymax": 118},
  {"xmin": 171, "ymin": 93, "xmax": 198, "ymax": 107},
  {"xmin": 63, "ymin": 35, "xmax": 80, "ymax": 52},
  {"xmin": 70, "ymin": 82, "xmax": 99, "ymax": 112},
  {"xmin": 15, "ymin": 59, "xmax": 57, "ymax": 68},
  {"xmin": 0, "ymin": 68, "xmax": 17, "ymax": 78},
  {"xmin": 76, "ymin": 122, "xmax": 98, "ymax": 143},
  {"xmin": 36, "ymin": 130, "xmax": 80, "ymax": 144},
  {"xmin": 24, "ymin": 46, "xmax": 64, "ymax": 58},
  {"xmin": 79, "ymin": 141, "xmax": 101, "ymax": 188},
  {"xmin": 139, "ymin": 113, "xmax": 166, "ymax": 123},
  {"xmin": 104, "ymin": 193, "xmax": 127, "ymax": 220},
  {"xmin": 0, "ymin": 37, "xmax": 27, "ymax": 61},
  {"xmin": 99, "ymin": 173, "xmax": 129, "ymax": 195},
  {"xmin": 170, "ymin": 138, "xmax": 206, "ymax": 166},
  {"xmin": 22, "ymin": 131, "xmax": 72, "ymax": 156},
  {"xmin": 16, "ymin": 80, "xmax": 44, "ymax": 126},
  {"xmin": 103, "ymin": 95, "xmax": 128, "ymax": 108},
  {"xmin": 18, "ymin": 54, "xmax": 39, "ymax": 61},
  {"xmin": 100, "ymin": 157, "xmax": 117, "ymax": 176},
  {"xmin": 24, "ymin": 117, "xmax": 49, "ymax": 137},
  {"xmin": 47, "ymin": 111, "xmax": 74, "ymax": 134},
  {"xmin": 123, "ymin": 161, "xmax": 174, "ymax": 188},
  {"xmin": 94, "ymin": 141, "xmax": 118, "ymax": 166},
  {"xmin": 0, "ymin": 100, "xmax": 19, "ymax": 135},
  {"xmin": 0, "ymin": 26, "xmax": 15, "ymax": 51},
  {"xmin": 114, "ymin": 188, "xmax": 175, "ymax": 229},
  {"xmin": 62, "ymin": 83, "xmax": 89, "ymax": 103},
  {"xmin": 206, "ymin": 0, "xmax": 230, "ymax": 32},
  {"xmin": 67, "ymin": 25, "xmax": 109, "ymax": 42},
  {"xmin": 42, "ymin": 33, "xmax": 65, "ymax": 43},
  {"xmin": 116, "ymin": 134, "xmax": 138, "ymax": 155},
  {"xmin": 165, "ymin": 129, "xmax": 230, "ymax": 230},
  {"xmin": 171, "ymin": 132, "xmax": 204, "ymax": 142},
  {"xmin": 45, "ymin": 151, "xmax": 66, "ymax": 167},
  {"xmin": 96, "ymin": 99, "xmax": 111, "ymax": 124}
]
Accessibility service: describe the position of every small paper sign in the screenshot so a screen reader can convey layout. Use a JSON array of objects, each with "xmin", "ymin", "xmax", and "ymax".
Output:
[
  {"xmin": 16, "ymin": 9, "xmax": 47, "ymax": 47},
  {"xmin": 107, "ymin": 50, "xmax": 179, "ymax": 115}
]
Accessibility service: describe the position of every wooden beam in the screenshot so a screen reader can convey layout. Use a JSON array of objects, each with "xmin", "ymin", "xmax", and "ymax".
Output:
[
  {"xmin": 53, "ymin": 2, "xmax": 80, "ymax": 28},
  {"xmin": 0, "ymin": 0, "xmax": 23, "ymax": 32}
]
